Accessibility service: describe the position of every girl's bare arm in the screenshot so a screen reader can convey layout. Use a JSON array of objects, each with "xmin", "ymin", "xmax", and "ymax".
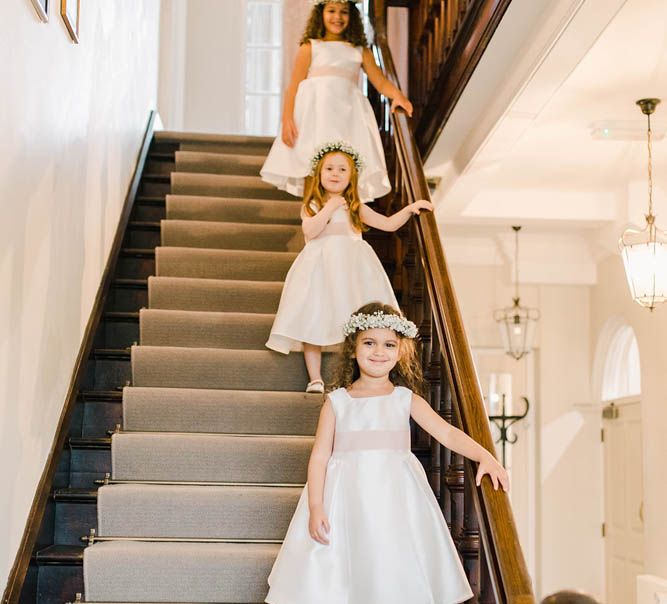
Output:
[
  {"xmin": 307, "ymin": 397, "xmax": 336, "ymax": 544},
  {"xmin": 359, "ymin": 200, "xmax": 433, "ymax": 233},
  {"xmin": 281, "ymin": 43, "xmax": 312, "ymax": 146},
  {"xmin": 361, "ymin": 48, "xmax": 412, "ymax": 116},
  {"xmin": 410, "ymin": 393, "xmax": 509, "ymax": 491},
  {"xmin": 301, "ymin": 196, "xmax": 347, "ymax": 240}
]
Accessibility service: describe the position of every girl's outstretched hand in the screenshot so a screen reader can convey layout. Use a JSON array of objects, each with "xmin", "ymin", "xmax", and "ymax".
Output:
[
  {"xmin": 308, "ymin": 505, "xmax": 331, "ymax": 545},
  {"xmin": 282, "ymin": 116, "xmax": 299, "ymax": 147},
  {"xmin": 476, "ymin": 453, "xmax": 509, "ymax": 492},
  {"xmin": 409, "ymin": 199, "xmax": 434, "ymax": 215},
  {"xmin": 391, "ymin": 95, "xmax": 414, "ymax": 117}
]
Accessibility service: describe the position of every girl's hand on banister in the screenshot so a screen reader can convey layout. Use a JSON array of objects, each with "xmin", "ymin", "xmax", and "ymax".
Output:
[
  {"xmin": 475, "ymin": 453, "xmax": 510, "ymax": 492},
  {"xmin": 390, "ymin": 95, "xmax": 414, "ymax": 117},
  {"xmin": 282, "ymin": 116, "xmax": 299, "ymax": 147},
  {"xmin": 409, "ymin": 199, "xmax": 434, "ymax": 215}
]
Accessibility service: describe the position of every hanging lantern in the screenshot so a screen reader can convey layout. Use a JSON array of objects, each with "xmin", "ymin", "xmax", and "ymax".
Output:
[
  {"xmin": 619, "ymin": 98, "xmax": 667, "ymax": 310},
  {"xmin": 494, "ymin": 226, "xmax": 540, "ymax": 360}
]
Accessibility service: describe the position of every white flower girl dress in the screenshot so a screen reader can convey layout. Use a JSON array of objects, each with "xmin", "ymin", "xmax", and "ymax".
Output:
[
  {"xmin": 260, "ymin": 39, "xmax": 390, "ymax": 202},
  {"xmin": 265, "ymin": 204, "xmax": 398, "ymax": 353},
  {"xmin": 265, "ymin": 386, "xmax": 474, "ymax": 604}
]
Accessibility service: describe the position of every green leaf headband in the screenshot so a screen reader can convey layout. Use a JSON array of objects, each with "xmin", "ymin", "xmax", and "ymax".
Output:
[
  {"xmin": 343, "ymin": 311, "xmax": 419, "ymax": 339},
  {"xmin": 310, "ymin": 140, "xmax": 365, "ymax": 175}
]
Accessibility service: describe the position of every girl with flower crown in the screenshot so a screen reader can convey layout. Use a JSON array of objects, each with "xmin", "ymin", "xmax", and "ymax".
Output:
[
  {"xmin": 265, "ymin": 143, "xmax": 432, "ymax": 393},
  {"xmin": 265, "ymin": 302, "xmax": 509, "ymax": 604},
  {"xmin": 260, "ymin": 0, "xmax": 412, "ymax": 202}
]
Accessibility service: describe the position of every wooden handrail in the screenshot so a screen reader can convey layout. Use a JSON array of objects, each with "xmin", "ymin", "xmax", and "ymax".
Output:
[{"xmin": 372, "ymin": 3, "xmax": 535, "ymax": 602}]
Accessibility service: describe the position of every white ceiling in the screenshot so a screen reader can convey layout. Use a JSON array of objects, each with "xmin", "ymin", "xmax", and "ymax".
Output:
[{"xmin": 426, "ymin": 0, "xmax": 667, "ymax": 283}]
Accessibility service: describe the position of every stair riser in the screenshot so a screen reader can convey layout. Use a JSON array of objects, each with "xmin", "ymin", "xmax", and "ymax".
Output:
[
  {"xmin": 81, "ymin": 401, "xmax": 122, "ymax": 437},
  {"xmin": 116, "ymin": 256, "xmax": 155, "ymax": 279},
  {"xmin": 161, "ymin": 224, "xmax": 303, "ymax": 253},
  {"xmin": 125, "ymin": 228, "xmax": 161, "ymax": 249},
  {"xmin": 105, "ymin": 286, "xmax": 147, "ymax": 313},
  {"xmin": 180, "ymin": 142, "xmax": 271, "ymax": 156},
  {"xmin": 36, "ymin": 565, "xmax": 82, "ymax": 604},
  {"xmin": 175, "ymin": 161, "xmax": 262, "ymax": 177},
  {"xmin": 70, "ymin": 449, "xmax": 111, "ymax": 489},
  {"xmin": 99, "ymin": 320, "xmax": 139, "ymax": 350},
  {"xmin": 93, "ymin": 359, "xmax": 131, "ymax": 391},
  {"xmin": 139, "ymin": 180, "xmax": 170, "ymax": 197},
  {"xmin": 145, "ymin": 159, "xmax": 176, "ymax": 175},
  {"xmin": 54, "ymin": 502, "xmax": 96, "ymax": 546},
  {"xmin": 97, "ymin": 486, "xmax": 300, "ymax": 539},
  {"xmin": 132, "ymin": 201, "xmax": 166, "ymax": 221}
]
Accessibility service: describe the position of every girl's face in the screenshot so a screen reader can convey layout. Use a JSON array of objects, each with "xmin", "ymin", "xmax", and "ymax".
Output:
[
  {"xmin": 322, "ymin": 2, "xmax": 350, "ymax": 38},
  {"xmin": 320, "ymin": 152, "xmax": 352, "ymax": 195},
  {"xmin": 354, "ymin": 328, "xmax": 401, "ymax": 378}
]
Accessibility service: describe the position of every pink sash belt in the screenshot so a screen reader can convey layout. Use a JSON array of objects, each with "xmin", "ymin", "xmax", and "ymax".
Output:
[
  {"xmin": 308, "ymin": 66, "xmax": 359, "ymax": 86},
  {"xmin": 333, "ymin": 430, "xmax": 410, "ymax": 453}
]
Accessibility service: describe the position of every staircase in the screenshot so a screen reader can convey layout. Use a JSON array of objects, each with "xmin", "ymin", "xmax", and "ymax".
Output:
[{"xmin": 21, "ymin": 130, "xmax": 422, "ymax": 604}]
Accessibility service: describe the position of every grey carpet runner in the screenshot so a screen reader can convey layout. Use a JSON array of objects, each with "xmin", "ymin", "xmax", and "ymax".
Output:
[{"xmin": 83, "ymin": 133, "xmax": 332, "ymax": 603}]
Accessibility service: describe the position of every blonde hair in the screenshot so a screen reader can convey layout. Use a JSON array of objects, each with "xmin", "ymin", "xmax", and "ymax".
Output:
[
  {"xmin": 300, "ymin": 2, "xmax": 368, "ymax": 46},
  {"xmin": 332, "ymin": 302, "xmax": 424, "ymax": 394},
  {"xmin": 303, "ymin": 151, "xmax": 366, "ymax": 233}
]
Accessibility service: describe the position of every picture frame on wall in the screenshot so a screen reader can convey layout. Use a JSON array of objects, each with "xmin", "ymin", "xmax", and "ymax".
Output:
[
  {"xmin": 30, "ymin": 0, "xmax": 48, "ymax": 22},
  {"xmin": 61, "ymin": 0, "xmax": 80, "ymax": 43}
]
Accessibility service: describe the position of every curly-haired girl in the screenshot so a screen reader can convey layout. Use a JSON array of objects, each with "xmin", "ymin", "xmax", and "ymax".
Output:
[
  {"xmin": 265, "ymin": 302, "xmax": 508, "ymax": 604},
  {"xmin": 261, "ymin": 0, "xmax": 413, "ymax": 202}
]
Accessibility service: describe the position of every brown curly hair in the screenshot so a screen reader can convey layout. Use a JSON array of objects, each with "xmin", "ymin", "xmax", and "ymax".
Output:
[
  {"xmin": 303, "ymin": 151, "xmax": 367, "ymax": 233},
  {"xmin": 300, "ymin": 2, "xmax": 368, "ymax": 47},
  {"xmin": 331, "ymin": 302, "xmax": 424, "ymax": 394}
]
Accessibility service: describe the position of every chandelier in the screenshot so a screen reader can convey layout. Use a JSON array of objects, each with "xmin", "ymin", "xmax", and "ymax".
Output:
[
  {"xmin": 493, "ymin": 226, "xmax": 540, "ymax": 360},
  {"xmin": 618, "ymin": 98, "xmax": 667, "ymax": 310}
]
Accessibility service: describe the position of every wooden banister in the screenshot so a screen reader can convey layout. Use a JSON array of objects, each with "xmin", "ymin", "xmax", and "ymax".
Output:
[{"xmin": 371, "ymin": 2, "xmax": 535, "ymax": 602}]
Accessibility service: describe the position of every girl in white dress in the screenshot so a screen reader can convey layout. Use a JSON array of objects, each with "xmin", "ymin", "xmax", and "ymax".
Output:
[
  {"xmin": 265, "ymin": 302, "xmax": 509, "ymax": 604},
  {"xmin": 265, "ymin": 142, "xmax": 432, "ymax": 393},
  {"xmin": 260, "ymin": 0, "xmax": 413, "ymax": 202}
]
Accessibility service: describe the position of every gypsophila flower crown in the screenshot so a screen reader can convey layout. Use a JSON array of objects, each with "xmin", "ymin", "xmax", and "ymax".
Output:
[
  {"xmin": 310, "ymin": 141, "xmax": 365, "ymax": 175},
  {"xmin": 312, "ymin": 0, "xmax": 351, "ymax": 5},
  {"xmin": 342, "ymin": 311, "xmax": 419, "ymax": 339}
]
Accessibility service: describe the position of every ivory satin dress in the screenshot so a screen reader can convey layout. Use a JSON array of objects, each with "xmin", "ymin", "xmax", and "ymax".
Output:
[
  {"xmin": 265, "ymin": 204, "xmax": 398, "ymax": 353},
  {"xmin": 265, "ymin": 386, "xmax": 474, "ymax": 604},
  {"xmin": 260, "ymin": 39, "xmax": 391, "ymax": 202}
]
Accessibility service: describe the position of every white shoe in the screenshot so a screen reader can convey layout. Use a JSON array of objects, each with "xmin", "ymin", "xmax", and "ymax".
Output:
[{"xmin": 306, "ymin": 379, "xmax": 325, "ymax": 394}]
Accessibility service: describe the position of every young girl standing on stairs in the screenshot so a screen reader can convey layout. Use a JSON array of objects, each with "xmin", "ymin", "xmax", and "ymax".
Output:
[
  {"xmin": 260, "ymin": 0, "xmax": 412, "ymax": 202},
  {"xmin": 265, "ymin": 142, "xmax": 432, "ymax": 393},
  {"xmin": 265, "ymin": 302, "xmax": 509, "ymax": 604}
]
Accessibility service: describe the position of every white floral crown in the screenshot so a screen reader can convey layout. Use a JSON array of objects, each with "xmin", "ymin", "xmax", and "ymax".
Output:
[
  {"xmin": 310, "ymin": 140, "xmax": 365, "ymax": 175},
  {"xmin": 343, "ymin": 311, "xmax": 419, "ymax": 339},
  {"xmin": 312, "ymin": 0, "xmax": 350, "ymax": 5}
]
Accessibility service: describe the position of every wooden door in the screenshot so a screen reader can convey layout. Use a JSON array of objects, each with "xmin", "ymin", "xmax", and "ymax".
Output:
[{"xmin": 603, "ymin": 399, "xmax": 643, "ymax": 604}]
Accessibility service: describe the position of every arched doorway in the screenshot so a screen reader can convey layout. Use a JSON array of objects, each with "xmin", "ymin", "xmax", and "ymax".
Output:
[{"xmin": 595, "ymin": 319, "xmax": 643, "ymax": 604}]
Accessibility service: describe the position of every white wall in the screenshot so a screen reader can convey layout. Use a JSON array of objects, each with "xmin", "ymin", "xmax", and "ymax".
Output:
[
  {"xmin": 591, "ymin": 256, "xmax": 667, "ymax": 580},
  {"xmin": 0, "ymin": 0, "xmax": 160, "ymax": 589},
  {"xmin": 182, "ymin": 0, "xmax": 245, "ymax": 134},
  {"xmin": 446, "ymin": 260, "xmax": 603, "ymax": 600}
]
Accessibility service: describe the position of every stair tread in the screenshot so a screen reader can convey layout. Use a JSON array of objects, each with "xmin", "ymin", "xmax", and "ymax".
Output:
[
  {"xmin": 113, "ymin": 278, "xmax": 148, "ymax": 287},
  {"xmin": 120, "ymin": 248, "xmax": 156, "ymax": 257},
  {"xmin": 35, "ymin": 544, "xmax": 84, "ymax": 565},
  {"xmin": 104, "ymin": 312, "xmax": 140, "ymax": 320},
  {"xmin": 53, "ymin": 488, "xmax": 97, "ymax": 501},
  {"xmin": 80, "ymin": 390, "xmax": 123, "ymax": 402}
]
